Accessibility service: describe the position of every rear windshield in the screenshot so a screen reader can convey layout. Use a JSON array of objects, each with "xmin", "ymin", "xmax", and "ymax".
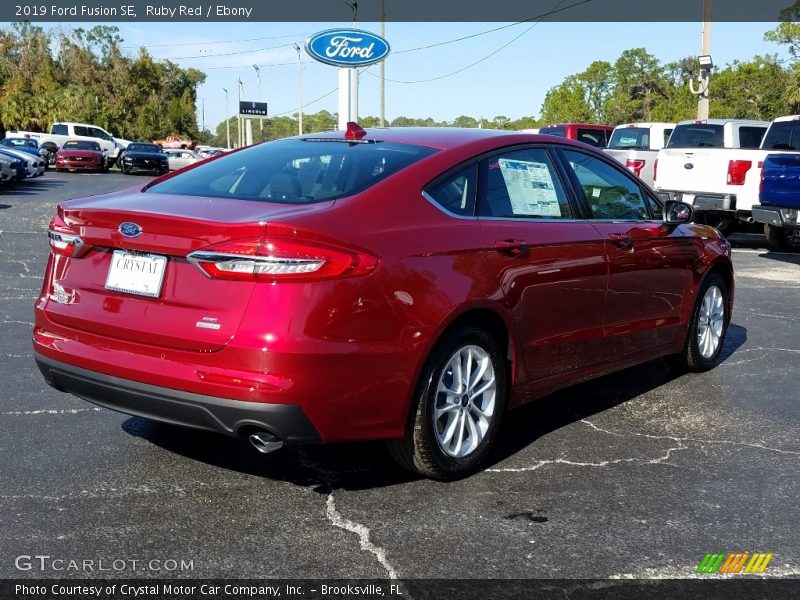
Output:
[
  {"xmin": 608, "ymin": 127, "xmax": 651, "ymax": 149},
  {"xmin": 539, "ymin": 127, "xmax": 566, "ymax": 138},
  {"xmin": 63, "ymin": 141, "xmax": 100, "ymax": 151},
  {"xmin": 761, "ymin": 121, "xmax": 800, "ymax": 150},
  {"xmin": 128, "ymin": 143, "xmax": 163, "ymax": 153},
  {"xmin": 2, "ymin": 138, "xmax": 37, "ymax": 148},
  {"xmin": 666, "ymin": 124, "xmax": 724, "ymax": 148},
  {"xmin": 145, "ymin": 139, "xmax": 438, "ymax": 203}
]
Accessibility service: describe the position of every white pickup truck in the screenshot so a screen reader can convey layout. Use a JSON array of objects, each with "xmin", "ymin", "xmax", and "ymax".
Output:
[
  {"xmin": 604, "ymin": 122, "xmax": 675, "ymax": 187},
  {"xmin": 7, "ymin": 122, "xmax": 129, "ymax": 166},
  {"xmin": 653, "ymin": 118, "xmax": 772, "ymax": 233}
]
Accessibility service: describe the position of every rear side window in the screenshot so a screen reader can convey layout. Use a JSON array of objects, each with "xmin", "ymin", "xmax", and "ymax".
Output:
[
  {"xmin": 477, "ymin": 148, "xmax": 573, "ymax": 219},
  {"xmin": 667, "ymin": 124, "xmax": 724, "ymax": 148},
  {"xmin": 761, "ymin": 121, "xmax": 800, "ymax": 150},
  {"xmin": 425, "ymin": 164, "xmax": 477, "ymax": 216},
  {"xmin": 146, "ymin": 140, "xmax": 437, "ymax": 203},
  {"xmin": 51, "ymin": 124, "xmax": 67, "ymax": 135},
  {"xmin": 738, "ymin": 126, "xmax": 766, "ymax": 149},
  {"xmin": 73, "ymin": 126, "xmax": 90, "ymax": 137},
  {"xmin": 539, "ymin": 127, "xmax": 566, "ymax": 138},
  {"xmin": 577, "ymin": 128, "xmax": 608, "ymax": 147},
  {"xmin": 561, "ymin": 149, "xmax": 651, "ymax": 220},
  {"xmin": 608, "ymin": 127, "xmax": 651, "ymax": 149}
]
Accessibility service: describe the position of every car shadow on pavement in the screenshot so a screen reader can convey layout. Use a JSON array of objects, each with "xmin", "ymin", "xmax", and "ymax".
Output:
[
  {"xmin": 122, "ymin": 324, "xmax": 747, "ymax": 492},
  {"xmin": 6, "ymin": 179, "xmax": 66, "ymax": 195},
  {"xmin": 758, "ymin": 251, "xmax": 800, "ymax": 266},
  {"xmin": 0, "ymin": 204, "xmax": 11, "ymax": 209}
]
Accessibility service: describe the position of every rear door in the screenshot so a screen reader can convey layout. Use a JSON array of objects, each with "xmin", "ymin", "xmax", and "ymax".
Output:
[
  {"xmin": 557, "ymin": 148, "xmax": 693, "ymax": 358},
  {"xmin": 476, "ymin": 146, "xmax": 608, "ymax": 381}
]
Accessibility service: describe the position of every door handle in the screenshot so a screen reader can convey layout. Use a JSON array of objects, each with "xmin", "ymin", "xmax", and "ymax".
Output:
[
  {"xmin": 607, "ymin": 233, "xmax": 633, "ymax": 249},
  {"xmin": 494, "ymin": 239, "xmax": 529, "ymax": 257}
]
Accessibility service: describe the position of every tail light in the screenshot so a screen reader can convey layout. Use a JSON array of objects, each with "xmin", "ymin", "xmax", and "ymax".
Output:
[
  {"xmin": 653, "ymin": 158, "xmax": 658, "ymax": 182},
  {"xmin": 625, "ymin": 159, "xmax": 646, "ymax": 177},
  {"xmin": 48, "ymin": 214, "xmax": 88, "ymax": 258},
  {"xmin": 187, "ymin": 236, "xmax": 379, "ymax": 282},
  {"xmin": 727, "ymin": 160, "xmax": 752, "ymax": 185}
]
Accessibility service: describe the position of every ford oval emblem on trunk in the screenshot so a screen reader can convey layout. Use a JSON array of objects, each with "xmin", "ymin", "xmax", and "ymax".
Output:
[
  {"xmin": 119, "ymin": 222, "xmax": 143, "ymax": 238},
  {"xmin": 305, "ymin": 28, "xmax": 390, "ymax": 67},
  {"xmin": 684, "ymin": 163, "xmax": 695, "ymax": 170}
]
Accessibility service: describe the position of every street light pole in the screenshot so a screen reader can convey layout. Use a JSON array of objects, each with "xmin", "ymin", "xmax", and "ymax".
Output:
[
  {"xmin": 689, "ymin": 0, "xmax": 713, "ymax": 120},
  {"xmin": 294, "ymin": 44, "xmax": 303, "ymax": 135},
  {"xmin": 380, "ymin": 0, "xmax": 385, "ymax": 127},
  {"xmin": 253, "ymin": 64, "xmax": 263, "ymax": 139},
  {"xmin": 222, "ymin": 88, "xmax": 230, "ymax": 149},
  {"xmin": 237, "ymin": 73, "xmax": 243, "ymax": 148}
]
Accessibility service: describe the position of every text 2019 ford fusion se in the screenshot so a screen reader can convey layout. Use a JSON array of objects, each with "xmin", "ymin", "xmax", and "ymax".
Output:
[{"xmin": 33, "ymin": 124, "xmax": 733, "ymax": 479}]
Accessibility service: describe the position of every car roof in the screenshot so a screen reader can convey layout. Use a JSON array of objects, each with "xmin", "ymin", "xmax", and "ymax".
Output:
[
  {"xmin": 541, "ymin": 123, "xmax": 614, "ymax": 129},
  {"xmin": 674, "ymin": 119, "xmax": 769, "ymax": 126},
  {"xmin": 290, "ymin": 126, "xmax": 600, "ymax": 152}
]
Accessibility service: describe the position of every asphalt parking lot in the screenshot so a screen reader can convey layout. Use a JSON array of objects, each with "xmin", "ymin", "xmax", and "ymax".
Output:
[{"xmin": 1, "ymin": 172, "xmax": 799, "ymax": 580}]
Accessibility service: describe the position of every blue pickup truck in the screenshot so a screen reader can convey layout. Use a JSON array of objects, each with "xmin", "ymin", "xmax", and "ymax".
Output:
[{"xmin": 753, "ymin": 153, "xmax": 800, "ymax": 251}]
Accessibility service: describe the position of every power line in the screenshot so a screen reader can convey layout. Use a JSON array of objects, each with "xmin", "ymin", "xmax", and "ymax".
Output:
[
  {"xmin": 121, "ymin": 31, "xmax": 307, "ymax": 49},
  {"xmin": 365, "ymin": 0, "xmax": 587, "ymax": 84}
]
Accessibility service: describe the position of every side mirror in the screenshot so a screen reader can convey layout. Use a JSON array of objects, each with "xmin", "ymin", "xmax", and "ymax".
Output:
[{"xmin": 663, "ymin": 200, "xmax": 693, "ymax": 224}]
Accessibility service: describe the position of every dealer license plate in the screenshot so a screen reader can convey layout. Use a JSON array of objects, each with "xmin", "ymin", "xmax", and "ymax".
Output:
[{"xmin": 105, "ymin": 250, "xmax": 167, "ymax": 298}]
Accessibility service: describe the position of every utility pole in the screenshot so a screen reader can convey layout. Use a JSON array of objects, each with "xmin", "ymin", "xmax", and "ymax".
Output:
[
  {"xmin": 253, "ymin": 64, "xmax": 263, "ymax": 139},
  {"xmin": 294, "ymin": 44, "xmax": 303, "ymax": 135},
  {"xmin": 689, "ymin": 0, "xmax": 713, "ymax": 120},
  {"xmin": 222, "ymin": 88, "xmax": 230, "ymax": 149},
  {"xmin": 237, "ymin": 73, "xmax": 243, "ymax": 147},
  {"xmin": 379, "ymin": 0, "xmax": 385, "ymax": 127}
]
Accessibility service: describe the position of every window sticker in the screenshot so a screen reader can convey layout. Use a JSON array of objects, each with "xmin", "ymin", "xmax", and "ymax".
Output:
[{"xmin": 497, "ymin": 159, "xmax": 562, "ymax": 217}]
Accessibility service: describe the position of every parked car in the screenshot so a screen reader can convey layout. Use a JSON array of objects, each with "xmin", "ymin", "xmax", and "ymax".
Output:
[
  {"xmin": 34, "ymin": 124, "xmax": 733, "ymax": 480},
  {"xmin": 8, "ymin": 122, "xmax": 129, "ymax": 166},
  {"xmin": 538, "ymin": 123, "xmax": 615, "ymax": 147},
  {"xmin": 155, "ymin": 135, "xmax": 196, "ymax": 150},
  {"xmin": 604, "ymin": 122, "xmax": 675, "ymax": 187},
  {"xmin": 752, "ymin": 153, "xmax": 800, "ymax": 251},
  {"xmin": 164, "ymin": 149, "xmax": 203, "ymax": 171},
  {"xmin": 0, "ymin": 155, "xmax": 19, "ymax": 183},
  {"xmin": 120, "ymin": 143, "xmax": 169, "ymax": 175},
  {"xmin": 0, "ymin": 147, "xmax": 44, "ymax": 178},
  {"xmin": 653, "ymin": 118, "xmax": 770, "ymax": 234},
  {"xmin": 1, "ymin": 136, "xmax": 42, "ymax": 158},
  {"xmin": 55, "ymin": 140, "xmax": 108, "ymax": 172},
  {"xmin": 197, "ymin": 147, "xmax": 227, "ymax": 159}
]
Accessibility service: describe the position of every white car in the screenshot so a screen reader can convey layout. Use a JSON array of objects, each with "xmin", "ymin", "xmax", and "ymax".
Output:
[
  {"xmin": 164, "ymin": 149, "xmax": 203, "ymax": 171},
  {"xmin": 0, "ymin": 146, "xmax": 45, "ymax": 178},
  {"xmin": 0, "ymin": 156, "xmax": 16, "ymax": 182}
]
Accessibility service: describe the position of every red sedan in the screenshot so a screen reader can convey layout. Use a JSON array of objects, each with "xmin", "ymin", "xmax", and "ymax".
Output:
[
  {"xmin": 34, "ymin": 124, "xmax": 733, "ymax": 479},
  {"xmin": 55, "ymin": 140, "xmax": 107, "ymax": 172}
]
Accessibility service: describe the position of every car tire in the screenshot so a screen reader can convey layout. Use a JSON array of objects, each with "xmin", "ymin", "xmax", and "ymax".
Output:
[
  {"xmin": 120, "ymin": 164, "xmax": 128, "ymax": 175},
  {"xmin": 764, "ymin": 224, "xmax": 800, "ymax": 252},
  {"xmin": 387, "ymin": 326, "xmax": 507, "ymax": 480},
  {"xmin": 671, "ymin": 272, "xmax": 729, "ymax": 372}
]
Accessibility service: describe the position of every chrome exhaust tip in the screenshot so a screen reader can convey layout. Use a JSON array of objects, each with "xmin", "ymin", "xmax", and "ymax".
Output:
[{"xmin": 249, "ymin": 431, "xmax": 284, "ymax": 454}]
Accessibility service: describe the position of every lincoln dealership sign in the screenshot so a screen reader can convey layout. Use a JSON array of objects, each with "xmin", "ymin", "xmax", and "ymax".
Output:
[{"xmin": 305, "ymin": 29, "xmax": 390, "ymax": 67}]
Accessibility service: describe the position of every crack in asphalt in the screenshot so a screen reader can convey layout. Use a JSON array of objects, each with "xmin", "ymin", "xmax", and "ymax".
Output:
[
  {"xmin": 579, "ymin": 419, "xmax": 800, "ymax": 456},
  {"xmin": 0, "ymin": 408, "xmax": 104, "ymax": 416},
  {"xmin": 325, "ymin": 494, "xmax": 399, "ymax": 579},
  {"xmin": 297, "ymin": 451, "xmax": 400, "ymax": 580},
  {"xmin": 486, "ymin": 442, "xmax": 687, "ymax": 473},
  {"xmin": 722, "ymin": 346, "xmax": 800, "ymax": 366}
]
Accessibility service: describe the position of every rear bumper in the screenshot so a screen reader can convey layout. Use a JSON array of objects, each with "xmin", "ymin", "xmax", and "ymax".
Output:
[
  {"xmin": 35, "ymin": 354, "xmax": 322, "ymax": 443},
  {"xmin": 657, "ymin": 190, "xmax": 752, "ymax": 219},
  {"xmin": 752, "ymin": 205, "xmax": 800, "ymax": 229}
]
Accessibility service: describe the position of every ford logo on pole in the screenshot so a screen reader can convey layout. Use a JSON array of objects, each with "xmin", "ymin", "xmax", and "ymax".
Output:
[
  {"xmin": 305, "ymin": 28, "xmax": 390, "ymax": 68},
  {"xmin": 119, "ymin": 222, "xmax": 143, "ymax": 238}
]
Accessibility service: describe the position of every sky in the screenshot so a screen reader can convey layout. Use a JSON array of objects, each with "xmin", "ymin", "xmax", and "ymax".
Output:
[{"xmin": 41, "ymin": 20, "xmax": 791, "ymax": 132}]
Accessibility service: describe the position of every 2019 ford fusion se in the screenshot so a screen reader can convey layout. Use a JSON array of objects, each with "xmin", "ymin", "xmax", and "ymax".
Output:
[{"xmin": 33, "ymin": 124, "xmax": 733, "ymax": 479}]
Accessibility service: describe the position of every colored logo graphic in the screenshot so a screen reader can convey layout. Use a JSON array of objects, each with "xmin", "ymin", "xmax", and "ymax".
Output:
[
  {"xmin": 697, "ymin": 552, "xmax": 774, "ymax": 574},
  {"xmin": 305, "ymin": 29, "xmax": 391, "ymax": 67}
]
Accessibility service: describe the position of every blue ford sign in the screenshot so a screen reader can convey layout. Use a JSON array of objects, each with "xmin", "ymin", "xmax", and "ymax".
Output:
[
  {"xmin": 305, "ymin": 28, "xmax": 390, "ymax": 68},
  {"xmin": 119, "ymin": 222, "xmax": 143, "ymax": 238}
]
